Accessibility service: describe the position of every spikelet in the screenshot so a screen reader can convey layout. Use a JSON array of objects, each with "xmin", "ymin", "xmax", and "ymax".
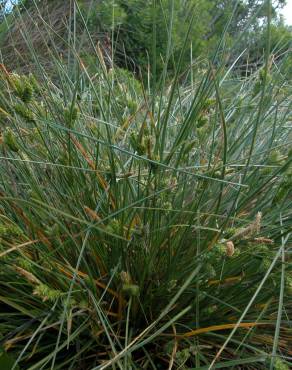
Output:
[
  {"xmin": 229, "ymin": 212, "xmax": 262, "ymax": 241},
  {"xmin": 120, "ymin": 271, "xmax": 139, "ymax": 297},
  {"xmin": 10, "ymin": 74, "xmax": 34, "ymax": 103},
  {"xmin": 273, "ymin": 357, "xmax": 289, "ymax": 370},
  {"xmin": 0, "ymin": 223, "xmax": 23, "ymax": 239},
  {"xmin": 3, "ymin": 128, "xmax": 19, "ymax": 152},
  {"xmin": 252, "ymin": 237, "xmax": 273, "ymax": 244},
  {"xmin": 122, "ymin": 283, "xmax": 140, "ymax": 297},
  {"xmin": 45, "ymin": 223, "xmax": 60, "ymax": 237},
  {"xmin": 120, "ymin": 271, "xmax": 131, "ymax": 284},
  {"xmin": 16, "ymin": 258, "xmax": 34, "ymax": 272},
  {"xmin": 14, "ymin": 103, "xmax": 35, "ymax": 122},
  {"xmin": 225, "ymin": 241, "xmax": 235, "ymax": 257},
  {"xmin": 33, "ymin": 283, "xmax": 62, "ymax": 302},
  {"xmin": 84, "ymin": 206, "xmax": 102, "ymax": 222},
  {"xmin": 14, "ymin": 265, "xmax": 40, "ymax": 285},
  {"xmin": 254, "ymin": 212, "xmax": 262, "ymax": 234},
  {"xmin": 197, "ymin": 115, "xmax": 208, "ymax": 128}
]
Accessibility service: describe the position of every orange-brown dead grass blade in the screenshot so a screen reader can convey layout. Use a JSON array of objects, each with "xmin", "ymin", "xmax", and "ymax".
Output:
[{"xmin": 178, "ymin": 322, "xmax": 269, "ymax": 338}]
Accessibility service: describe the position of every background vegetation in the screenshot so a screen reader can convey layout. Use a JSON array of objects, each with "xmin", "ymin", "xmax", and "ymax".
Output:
[{"xmin": 0, "ymin": 0, "xmax": 291, "ymax": 78}]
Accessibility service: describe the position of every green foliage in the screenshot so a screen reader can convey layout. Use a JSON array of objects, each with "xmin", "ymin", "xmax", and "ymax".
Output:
[
  {"xmin": 75, "ymin": 0, "xmax": 292, "ymax": 80},
  {"xmin": 1, "ymin": 0, "xmax": 291, "ymax": 80},
  {"xmin": 93, "ymin": 0, "xmax": 212, "ymax": 77}
]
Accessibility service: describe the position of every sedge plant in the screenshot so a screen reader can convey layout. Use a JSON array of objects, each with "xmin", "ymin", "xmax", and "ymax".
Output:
[{"xmin": 0, "ymin": 0, "xmax": 291, "ymax": 369}]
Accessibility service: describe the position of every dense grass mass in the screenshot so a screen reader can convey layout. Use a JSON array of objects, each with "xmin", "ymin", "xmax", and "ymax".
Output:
[{"xmin": 0, "ymin": 1, "xmax": 292, "ymax": 369}]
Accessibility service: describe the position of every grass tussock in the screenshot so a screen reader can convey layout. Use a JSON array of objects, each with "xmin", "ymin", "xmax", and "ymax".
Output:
[{"xmin": 0, "ymin": 1, "xmax": 292, "ymax": 369}]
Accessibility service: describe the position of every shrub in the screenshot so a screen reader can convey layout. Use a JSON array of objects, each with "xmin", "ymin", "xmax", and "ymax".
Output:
[{"xmin": 80, "ymin": 0, "xmax": 212, "ymax": 77}]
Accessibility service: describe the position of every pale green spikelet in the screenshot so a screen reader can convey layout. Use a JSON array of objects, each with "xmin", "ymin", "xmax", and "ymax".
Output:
[
  {"xmin": 11, "ymin": 74, "xmax": 34, "ymax": 103},
  {"xmin": 127, "ymin": 98, "xmax": 138, "ymax": 115},
  {"xmin": 197, "ymin": 115, "xmax": 208, "ymax": 128},
  {"xmin": 202, "ymin": 98, "xmax": 216, "ymax": 111},
  {"xmin": 17, "ymin": 258, "xmax": 34, "ymax": 272},
  {"xmin": 212, "ymin": 243, "xmax": 227, "ymax": 257},
  {"xmin": 28, "ymin": 73, "xmax": 41, "ymax": 94},
  {"xmin": 122, "ymin": 283, "xmax": 140, "ymax": 297},
  {"xmin": 202, "ymin": 305, "xmax": 217, "ymax": 316},
  {"xmin": 274, "ymin": 357, "xmax": 289, "ymax": 370},
  {"xmin": 0, "ymin": 224, "xmax": 23, "ymax": 239},
  {"xmin": 224, "ymin": 227, "xmax": 239, "ymax": 239},
  {"xmin": 267, "ymin": 149, "xmax": 283, "ymax": 165},
  {"xmin": 255, "ymin": 244, "xmax": 270, "ymax": 253},
  {"xmin": 182, "ymin": 139, "xmax": 197, "ymax": 156},
  {"xmin": 14, "ymin": 103, "xmax": 35, "ymax": 122},
  {"xmin": 33, "ymin": 284, "xmax": 62, "ymax": 302},
  {"xmin": 3, "ymin": 128, "xmax": 19, "ymax": 152}
]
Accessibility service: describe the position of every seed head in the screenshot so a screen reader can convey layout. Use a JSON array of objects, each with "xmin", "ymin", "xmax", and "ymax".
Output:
[
  {"xmin": 122, "ymin": 283, "xmax": 140, "ymax": 297},
  {"xmin": 120, "ymin": 271, "xmax": 131, "ymax": 284},
  {"xmin": 3, "ymin": 128, "xmax": 19, "ymax": 152},
  {"xmin": 226, "ymin": 241, "xmax": 235, "ymax": 257}
]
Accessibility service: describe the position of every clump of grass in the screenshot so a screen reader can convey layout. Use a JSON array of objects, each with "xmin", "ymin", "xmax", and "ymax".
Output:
[{"xmin": 0, "ymin": 2, "xmax": 292, "ymax": 369}]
